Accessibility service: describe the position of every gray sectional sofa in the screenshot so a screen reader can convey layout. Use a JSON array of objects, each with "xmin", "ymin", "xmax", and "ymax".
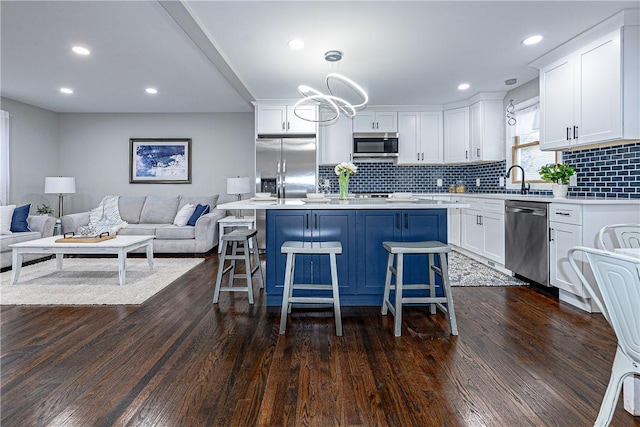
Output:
[
  {"xmin": 61, "ymin": 195, "xmax": 225, "ymax": 255},
  {"xmin": 1, "ymin": 215, "xmax": 58, "ymax": 269}
]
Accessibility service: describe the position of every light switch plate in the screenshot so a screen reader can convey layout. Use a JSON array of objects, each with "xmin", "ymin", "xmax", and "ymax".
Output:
[
  {"xmin": 569, "ymin": 175, "xmax": 577, "ymax": 186},
  {"xmin": 437, "ymin": 178, "xmax": 442, "ymax": 187},
  {"xmin": 499, "ymin": 176, "xmax": 505, "ymax": 187},
  {"xmin": 476, "ymin": 178, "xmax": 481, "ymax": 187}
]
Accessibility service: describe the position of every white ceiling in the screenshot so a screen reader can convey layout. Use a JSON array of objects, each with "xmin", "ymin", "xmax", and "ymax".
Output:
[{"xmin": 1, "ymin": 1, "xmax": 638, "ymax": 113}]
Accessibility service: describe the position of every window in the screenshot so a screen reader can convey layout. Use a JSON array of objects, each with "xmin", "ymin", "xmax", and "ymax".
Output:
[{"xmin": 509, "ymin": 100, "xmax": 556, "ymax": 184}]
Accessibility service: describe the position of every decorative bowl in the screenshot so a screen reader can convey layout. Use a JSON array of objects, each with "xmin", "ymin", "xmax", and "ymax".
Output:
[
  {"xmin": 306, "ymin": 193, "xmax": 326, "ymax": 199},
  {"xmin": 255, "ymin": 192, "xmax": 272, "ymax": 198},
  {"xmin": 391, "ymin": 192, "xmax": 412, "ymax": 199}
]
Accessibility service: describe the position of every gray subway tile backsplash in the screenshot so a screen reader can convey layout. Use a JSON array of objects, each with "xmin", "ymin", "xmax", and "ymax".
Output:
[{"xmin": 318, "ymin": 141, "xmax": 640, "ymax": 199}]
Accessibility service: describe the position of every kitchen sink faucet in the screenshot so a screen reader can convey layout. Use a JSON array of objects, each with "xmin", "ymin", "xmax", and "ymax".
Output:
[{"xmin": 505, "ymin": 165, "xmax": 531, "ymax": 195}]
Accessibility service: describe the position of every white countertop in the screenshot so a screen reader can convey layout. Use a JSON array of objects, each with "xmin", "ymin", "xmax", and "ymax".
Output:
[
  {"xmin": 420, "ymin": 193, "xmax": 640, "ymax": 205},
  {"xmin": 218, "ymin": 197, "xmax": 467, "ymax": 210}
]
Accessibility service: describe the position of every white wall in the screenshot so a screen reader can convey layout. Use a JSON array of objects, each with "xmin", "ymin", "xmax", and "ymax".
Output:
[
  {"xmin": 58, "ymin": 112, "xmax": 255, "ymax": 213},
  {"xmin": 1, "ymin": 97, "xmax": 60, "ymax": 209}
]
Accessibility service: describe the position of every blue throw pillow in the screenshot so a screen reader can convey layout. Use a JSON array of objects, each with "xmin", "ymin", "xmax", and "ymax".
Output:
[
  {"xmin": 187, "ymin": 204, "xmax": 210, "ymax": 226},
  {"xmin": 10, "ymin": 204, "xmax": 31, "ymax": 232}
]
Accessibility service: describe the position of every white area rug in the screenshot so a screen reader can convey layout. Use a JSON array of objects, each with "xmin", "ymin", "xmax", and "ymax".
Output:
[
  {"xmin": 449, "ymin": 251, "xmax": 526, "ymax": 287},
  {"xmin": 0, "ymin": 257, "xmax": 203, "ymax": 305}
]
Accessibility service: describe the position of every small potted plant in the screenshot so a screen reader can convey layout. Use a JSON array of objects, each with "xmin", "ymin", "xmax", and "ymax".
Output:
[
  {"xmin": 36, "ymin": 204, "xmax": 54, "ymax": 215},
  {"xmin": 538, "ymin": 163, "xmax": 576, "ymax": 198}
]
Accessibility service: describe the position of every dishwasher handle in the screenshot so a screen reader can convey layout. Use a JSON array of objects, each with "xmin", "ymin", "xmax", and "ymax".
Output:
[{"xmin": 506, "ymin": 206, "xmax": 547, "ymax": 216}]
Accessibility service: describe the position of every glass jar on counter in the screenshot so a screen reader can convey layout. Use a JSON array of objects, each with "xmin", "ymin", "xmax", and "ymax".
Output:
[{"xmin": 455, "ymin": 180, "xmax": 466, "ymax": 193}]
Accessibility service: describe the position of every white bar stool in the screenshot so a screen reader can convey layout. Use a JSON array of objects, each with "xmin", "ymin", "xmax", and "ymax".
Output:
[
  {"xmin": 213, "ymin": 229, "xmax": 263, "ymax": 304},
  {"xmin": 381, "ymin": 241, "xmax": 458, "ymax": 337},
  {"xmin": 279, "ymin": 241, "xmax": 343, "ymax": 336}
]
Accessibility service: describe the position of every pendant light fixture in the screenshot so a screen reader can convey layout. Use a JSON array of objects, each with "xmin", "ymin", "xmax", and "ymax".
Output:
[{"xmin": 293, "ymin": 50, "xmax": 368, "ymax": 125}]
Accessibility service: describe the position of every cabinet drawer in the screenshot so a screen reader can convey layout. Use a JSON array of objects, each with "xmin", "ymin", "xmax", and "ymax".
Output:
[
  {"xmin": 549, "ymin": 203, "xmax": 582, "ymax": 225},
  {"xmin": 462, "ymin": 197, "xmax": 482, "ymax": 211},
  {"xmin": 481, "ymin": 199, "xmax": 505, "ymax": 214}
]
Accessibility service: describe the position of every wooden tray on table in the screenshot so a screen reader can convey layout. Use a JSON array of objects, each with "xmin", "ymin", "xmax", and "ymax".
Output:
[{"xmin": 55, "ymin": 232, "xmax": 115, "ymax": 243}]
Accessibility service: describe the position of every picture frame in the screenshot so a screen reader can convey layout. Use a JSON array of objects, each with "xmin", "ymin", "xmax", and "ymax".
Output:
[{"xmin": 130, "ymin": 138, "xmax": 192, "ymax": 184}]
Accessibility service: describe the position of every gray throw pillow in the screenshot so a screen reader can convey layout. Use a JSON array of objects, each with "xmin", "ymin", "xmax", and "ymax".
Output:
[
  {"xmin": 139, "ymin": 195, "xmax": 180, "ymax": 224},
  {"xmin": 118, "ymin": 196, "xmax": 147, "ymax": 224}
]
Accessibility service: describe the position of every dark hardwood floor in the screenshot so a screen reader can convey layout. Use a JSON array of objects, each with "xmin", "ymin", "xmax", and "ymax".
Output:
[{"xmin": 2, "ymin": 255, "xmax": 639, "ymax": 426}]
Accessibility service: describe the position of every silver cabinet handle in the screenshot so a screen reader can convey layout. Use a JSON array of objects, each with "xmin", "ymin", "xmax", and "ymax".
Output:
[
  {"xmin": 466, "ymin": 150, "xmax": 468, "ymax": 159},
  {"xmin": 477, "ymin": 148, "xmax": 480, "ymax": 157},
  {"xmin": 421, "ymin": 152, "xmax": 424, "ymax": 161}
]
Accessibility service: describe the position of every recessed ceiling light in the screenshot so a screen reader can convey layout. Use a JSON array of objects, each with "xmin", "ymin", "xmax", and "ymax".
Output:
[
  {"xmin": 59, "ymin": 87, "xmax": 73, "ymax": 94},
  {"xmin": 522, "ymin": 35, "xmax": 543, "ymax": 45},
  {"xmin": 145, "ymin": 87, "xmax": 158, "ymax": 94},
  {"xmin": 72, "ymin": 46, "xmax": 90, "ymax": 55},
  {"xmin": 457, "ymin": 83, "xmax": 470, "ymax": 91},
  {"xmin": 288, "ymin": 39, "xmax": 304, "ymax": 50}
]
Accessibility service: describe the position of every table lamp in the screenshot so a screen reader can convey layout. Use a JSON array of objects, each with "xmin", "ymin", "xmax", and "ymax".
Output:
[
  {"xmin": 44, "ymin": 176, "xmax": 76, "ymax": 217},
  {"xmin": 227, "ymin": 176, "xmax": 250, "ymax": 218}
]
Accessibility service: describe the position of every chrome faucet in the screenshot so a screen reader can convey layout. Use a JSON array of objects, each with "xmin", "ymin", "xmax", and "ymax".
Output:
[{"xmin": 505, "ymin": 165, "xmax": 531, "ymax": 195}]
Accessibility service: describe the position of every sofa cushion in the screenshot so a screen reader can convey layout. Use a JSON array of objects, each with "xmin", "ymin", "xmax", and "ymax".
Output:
[
  {"xmin": 155, "ymin": 224, "xmax": 196, "ymax": 240},
  {"xmin": 173, "ymin": 203, "xmax": 195, "ymax": 226},
  {"xmin": 116, "ymin": 224, "xmax": 157, "ymax": 236},
  {"xmin": 118, "ymin": 196, "xmax": 147, "ymax": 224},
  {"xmin": 0, "ymin": 231, "xmax": 42, "ymax": 252},
  {"xmin": 10, "ymin": 204, "xmax": 31, "ymax": 232},
  {"xmin": 139, "ymin": 195, "xmax": 180, "ymax": 224},
  {"xmin": 1, "ymin": 205, "xmax": 16, "ymax": 234},
  {"xmin": 187, "ymin": 204, "xmax": 210, "ymax": 226},
  {"xmin": 178, "ymin": 195, "xmax": 219, "ymax": 210}
]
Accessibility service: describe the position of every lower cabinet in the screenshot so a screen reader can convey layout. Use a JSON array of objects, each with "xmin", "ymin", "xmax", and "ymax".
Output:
[
  {"xmin": 460, "ymin": 197, "xmax": 505, "ymax": 265},
  {"xmin": 265, "ymin": 209, "xmax": 448, "ymax": 306}
]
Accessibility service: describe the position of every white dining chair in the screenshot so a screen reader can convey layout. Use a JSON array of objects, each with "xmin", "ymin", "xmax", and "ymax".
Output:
[
  {"xmin": 568, "ymin": 246, "xmax": 640, "ymax": 427},
  {"xmin": 597, "ymin": 224, "xmax": 640, "ymax": 251}
]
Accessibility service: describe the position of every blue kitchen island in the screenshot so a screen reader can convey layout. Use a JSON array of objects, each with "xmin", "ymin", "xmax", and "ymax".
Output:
[{"xmin": 216, "ymin": 198, "xmax": 465, "ymax": 306}]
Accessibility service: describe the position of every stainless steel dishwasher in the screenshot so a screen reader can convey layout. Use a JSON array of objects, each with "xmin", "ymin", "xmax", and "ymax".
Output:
[{"xmin": 505, "ymin": 200, "xmax": 550, "ymax": 286}]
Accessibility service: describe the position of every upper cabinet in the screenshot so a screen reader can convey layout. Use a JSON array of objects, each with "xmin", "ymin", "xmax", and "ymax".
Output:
[
  {"xmin": 256, "ymin": 104, "xmax": 317, "ymax": 135},
  {"xmin": 469, "ymin": 100, "xmax": 505, "ymax": 161},
  {"xmin": 443, "ymin": 106, "xmax": 470, "ymax": 163},
  {"xmin": 319, "ymin": 112, "xmax": 353, "ymax": 165},
  {"xmin": 536, "ymin": 21, "xmax": 639, "ymax": 150},
  {"xmin": 397, "ymin": 111, "xmax": 443, "ymax": 164},
  {"xmin": 353, "ymin": 111, "xmax": 398, "ymax": 133}
]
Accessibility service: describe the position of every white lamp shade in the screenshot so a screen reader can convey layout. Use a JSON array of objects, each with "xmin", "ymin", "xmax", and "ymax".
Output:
[
  {"xmin": 227, "ymin": 177, "xmax": 250, "ymax": 195},
  {"xmin": 44, "ymin": 177, "xmax": 76, "ymax": 194}
]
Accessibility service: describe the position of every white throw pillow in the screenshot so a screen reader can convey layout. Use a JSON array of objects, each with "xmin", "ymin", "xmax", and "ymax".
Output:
[
  {"xmin": 0, "ymin": 205, "xmax": 16, "ymax": 235},
  {"xmin": 173, "ymin": 203, "xmax": 195, "ymax": 226}
]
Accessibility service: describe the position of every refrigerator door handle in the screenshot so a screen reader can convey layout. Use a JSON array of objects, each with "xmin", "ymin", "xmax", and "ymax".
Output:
[{"xmin": 282, "ymin": 159, "xmax": 286, "ymax": 174}]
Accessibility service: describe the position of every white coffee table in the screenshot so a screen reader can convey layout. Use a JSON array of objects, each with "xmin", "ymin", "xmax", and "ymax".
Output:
[{"xmin": 9, "ymin": 235, "xmax": 154, "ymax": 286}]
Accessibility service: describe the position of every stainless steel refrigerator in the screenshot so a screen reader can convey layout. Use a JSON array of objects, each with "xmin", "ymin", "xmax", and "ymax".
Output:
[{"xmin": 255, "ymin": 137, "xmax": 317, "ymax": 249}]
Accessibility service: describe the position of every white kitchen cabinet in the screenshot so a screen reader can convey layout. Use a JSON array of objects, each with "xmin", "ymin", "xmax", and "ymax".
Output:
[
  {"xmin": 319, "ymin": 112, "xmax": 353, "ymax": 164},
  {"xmin": 443, "ymin": 106, "xmax": 470, "ymax": 163},
  {"xmin": 538, "ymin": 27, "xmax": 640, "ymax": 150},
  {"xmin": 469, "ymin": 100, "xmax": 505, "ymax": 161},
  {"xmin": 447, "ymin": 196, "xmax": 461, "ymax": 247},
  {"xmin": 353, "ymin": 111, "xmax": 397, "ymax": 133},
  {"xmin": 548, "ymin": 201, "xmax": 640, "ymax": 312},
  {"xmin": 256, "ymin": 104, "xmax": 316, "ymax": 135},
  {"xmin": 397, "ymin": 111, "xmax": 443, "ymax": 164},
  {"xmin": 460, "ymin": 197, "xmax": 505, "ymax": 265}
]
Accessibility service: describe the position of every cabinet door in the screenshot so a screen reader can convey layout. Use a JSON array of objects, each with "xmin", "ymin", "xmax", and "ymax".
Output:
[
  {"xmin": 352, "ymin": 111, "xmax": 376, "ymax": 132},
  {"xmin": 549, "ymin": 221, "xmax": 587, "ymax": 297},
  {"xmin": 257, "ymin": 105, "xmax": 287, "ymax": 134},
  {"xmin": 539, "ymin": 57, "xmax": 575, "ymax": 150},
  {"xmin": 286, "ymin": 105, "xmax": 316, "ymax": 133},
  {"xmin": 313, "ymin": 210, "xmax": 357, "ymax": 295},
  {"xmin": 356, "ymin": 210, "xmax": 402, "ymax": 295},
  {"xmin": 319, "ymin": 112, "xmax": 353, "ymax": 164},
  {"xmin": 421, "ymin": 111, "xmax": 444, "ymax": 163},
  {"xmin": 574, "ymin": 31, "xmax": 622, "ymax": 146},
  {"xmin": 469, "ymin": 102, "xmax": 483, "ymax": 161},
  {"xmin": 481, "ymin": 211, "xmax": 505, "ymax": 264},
  {"xmin": 265, "ymin": 210, "xmax": 312, "ymax": 295},
  {"xmin": 444, "ymin": 107, "xmax": 470, "ymax": 163},
  {"xmin": 448, "ymin": 207, "xmax": 461, "ymax": 246},
  {"xmin": 397, "ymin": 112, "xmax": 421, "ymax": 164},
  {"xmin": 374, "ymin": 112, "xmax": 398, "ymax": 132},
  {"xmin": 461, "ymin": 209, "xmax": 483, "ymax": 253}
]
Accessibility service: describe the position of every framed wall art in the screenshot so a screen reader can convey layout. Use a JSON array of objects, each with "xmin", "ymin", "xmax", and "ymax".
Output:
[{"xmin": 130, "ymin": 138, "xmax": 192, "ymax": 184}]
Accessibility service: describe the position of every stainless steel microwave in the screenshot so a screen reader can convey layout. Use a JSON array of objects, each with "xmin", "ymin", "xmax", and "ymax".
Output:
[{"xmin": 352, "ymin": 133, "xmax": 399, "ymax": 158}]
